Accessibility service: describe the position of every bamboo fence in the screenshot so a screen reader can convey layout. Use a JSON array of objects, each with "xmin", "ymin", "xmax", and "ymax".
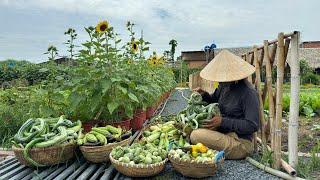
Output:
[{"xmin": 242, "ymin": 31, "xmax": 300, "ymax": 170}]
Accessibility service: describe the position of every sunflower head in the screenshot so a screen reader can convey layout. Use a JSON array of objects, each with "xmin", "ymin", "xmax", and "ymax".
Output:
[
  {"xmin": 127, "ymin": 59, "xmax": 133, "ymax": 65},
  {"xmin": 96, "ymin": 20, "xmax": 109, "ymax": 33},
  {"xmin": 152, "ymin": 56, "xmax": 157, "ymax": 61},
  {"xmin": 148, "ymin": 57, "xmax": 159, "ymax": 67},
  {"xmin": 131, "ymin": 41, "xmax": 139, "ymax": 53}
]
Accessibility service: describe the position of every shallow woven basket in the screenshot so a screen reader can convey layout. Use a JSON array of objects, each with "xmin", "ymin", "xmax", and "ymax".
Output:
[
  {"xmin": 80, "ymin": 138, "xmax": 130, "ymax": 163},
  {"xmin": 168, "ymin": 153, "xmax": 223, "ymax": 178},
  {"xmin": 110, "ymin": 154, "xmax": 168, "ymax": 177},
  {"xmin": 13, "ymin": 143, "xmax": 76, "ymax": 167}
]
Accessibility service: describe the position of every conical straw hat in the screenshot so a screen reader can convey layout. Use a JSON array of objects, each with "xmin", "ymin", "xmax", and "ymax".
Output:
[{"xmin": 200, "ymin": 50, "xmax": 255, "ymax": 82}]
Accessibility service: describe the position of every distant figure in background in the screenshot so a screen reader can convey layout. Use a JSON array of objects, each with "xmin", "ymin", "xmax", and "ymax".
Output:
[{"xmin": 191, "ymin": 50, "xmax": 260, "ymax": 159}]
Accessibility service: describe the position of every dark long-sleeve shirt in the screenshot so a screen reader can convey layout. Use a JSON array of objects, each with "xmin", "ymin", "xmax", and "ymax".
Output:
[{"xmin": 202, "ymin": 80, "xmax": 260, "ymax": 141}]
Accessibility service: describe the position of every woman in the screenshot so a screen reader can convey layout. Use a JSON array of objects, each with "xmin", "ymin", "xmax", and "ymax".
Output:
[{"xmin": 190, "ymin": 50, "xmax": 260, "ymax": 159}]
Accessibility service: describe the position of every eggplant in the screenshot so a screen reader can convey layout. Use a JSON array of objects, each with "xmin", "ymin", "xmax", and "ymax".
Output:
[{"xmin": 120, "ymin": 131, "xmax": 132, "ymax": 140}]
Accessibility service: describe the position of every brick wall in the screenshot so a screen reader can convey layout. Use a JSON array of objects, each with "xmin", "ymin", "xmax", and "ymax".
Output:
[{"xmin": 301, "ymin": 41, "xmax": 320, "ymax": 48}]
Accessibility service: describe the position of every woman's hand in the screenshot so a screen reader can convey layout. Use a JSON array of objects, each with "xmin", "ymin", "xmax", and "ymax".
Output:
[
  {"xmin": 200, "ymin": 116, "xmax": 222, "ymax": 130},
  {"xmin": 193, "ymin": 87, "xmax": 206, "ymax": 94}
]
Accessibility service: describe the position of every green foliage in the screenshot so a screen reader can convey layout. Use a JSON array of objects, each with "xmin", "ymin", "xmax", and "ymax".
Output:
[
  {"xmin": 264, "ymin": 90, "xmax": 320, "ymax": 117},
  {"xmin": 301, "ymin": 72, "xmax": 320, "ymax": 85},
  {"xmin": 0, "ymin": 20, "xmax": 176, "ymax": 142},
  {"xmin": 64, "ymin": 28, "xmax": 78, "ymax": 63},
  {"xmin": 171, "ymin": 62, "xmax": 201, "ymax": 84},
  {"xmin": 295, "ymin": 140, "xmax": 320, "ymax": 179},
  {"xmin": 260, "ymin": 148, "xmax": 274, "ymax": 167},
  {"xmin": 169, "ymin": 39, "xmax": 178, "ymax": 62},
  {"xmin": 0, "ymin": 60, "xmax": 70, "ymax": 87},
  {"xmin": 44, "ymin": 45, "xmax": 58, "ymax": 61}
]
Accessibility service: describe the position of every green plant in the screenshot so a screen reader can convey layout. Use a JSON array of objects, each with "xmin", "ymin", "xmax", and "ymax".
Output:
[
  {"xmin": 295, "ymin": 140, "xmax": 320, "ymax": 179},
  {"xmin": 169, "ymin": 39, "xmax": 178, "ymax": 62},
  {"xmin": 44, "ymin": 45, "xmax": 58, "ymax": 61},
  {"xmin": 260, "ymin": 148, "xmax": 274, "ymax": 167},
  {"xmin": 302, "ymin": 72, "xmax": 320, "ymax": 85},
  {"xmin": 64, "ymin": 28, "xmax": 78, "ymax": 65}
]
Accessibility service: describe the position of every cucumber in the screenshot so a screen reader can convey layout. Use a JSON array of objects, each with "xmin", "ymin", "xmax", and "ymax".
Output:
[
  {"xmin": 23, "ymin": 137, "xmax": 45, "ymax": 167},
  {"xmin": 67, "ymin": 120, "xmax": 82, "ymax": 132},
  {"xmin": 34, "ymin": 126, "xmax": 68, "ymax": 148},
  {"xmin": 91, "ymin": 127, "xmax": 111, "ymax": 136},
  {"xmin": 95, "ymin": 133, "xmax": 107, "ymax": 145},
  {"xmin": 86, "ymin": 133, "xmax": 98, "ymax": 143},
  {"xmin": 14, "ymin": 119, "xmax": 35, "ymax": 143}
]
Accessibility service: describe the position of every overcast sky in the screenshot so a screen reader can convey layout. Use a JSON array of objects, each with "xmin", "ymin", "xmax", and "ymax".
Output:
[{"xmin": 0, "ymin": 0, "xmax": 319, "ymax": 63}]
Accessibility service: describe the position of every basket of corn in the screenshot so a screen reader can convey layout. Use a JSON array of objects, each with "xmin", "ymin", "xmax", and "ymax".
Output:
[
  {"xmin": 12, "ymin": 116, "xmax": 81, "ymax": 167},
  {"xmin": 78, "ymin": 125, "xmax": 132, "ymax": 163},
  {"xmin": 110, "ymin": 143, "xmax": 168, "ymax": 177},
  {"xmin": 168, "ymin": 143, "xmax": 224, "ymax": 178}
]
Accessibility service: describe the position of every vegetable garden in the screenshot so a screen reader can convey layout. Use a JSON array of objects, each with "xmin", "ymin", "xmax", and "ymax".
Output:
[{"xmin": 0, "ymin": 20, "xmax": 319, "ymax": 180}]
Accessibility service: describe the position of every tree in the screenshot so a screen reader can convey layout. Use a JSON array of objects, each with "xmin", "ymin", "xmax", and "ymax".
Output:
[
  {"xmin": 163, "ymin": 50, "xmax": 170, "ymax": 61},
  {"xmin": 169, "ymin": 39, "xmax": 178, "ymax": 62}
]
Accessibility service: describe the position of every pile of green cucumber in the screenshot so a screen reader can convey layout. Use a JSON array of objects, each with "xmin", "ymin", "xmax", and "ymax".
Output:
[
  {"xmin": 12, "ymin": 116, "xmax": 82, "ymax": 167},
  {"xmin": 77, "ymin": 125, "xmax": 132, "ymax": 146},
  {"xmin": 176, "ymin": 92, "xmax": 220, "ymax": 132}
]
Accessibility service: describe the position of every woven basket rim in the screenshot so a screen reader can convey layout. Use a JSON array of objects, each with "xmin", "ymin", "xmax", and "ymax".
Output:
[
  {"xmin": 168, "ymin": 153, "xmax": 220, "ymax": 166},
  {"xmin": 12, "ymin": 142, "xmax": 75, "ymax": 151},
  {"xmin": 80, "ymin": 137, "xmax": 130, "ymax": 150},
  {"xmin": 110, "ymin": 153, "xmax": 168, "ymax": 169}
]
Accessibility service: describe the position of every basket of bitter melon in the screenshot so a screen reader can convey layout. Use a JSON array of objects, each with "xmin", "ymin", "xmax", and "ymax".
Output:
[
  {"xmin": 12, "ymin": 116, "xmax": 82, "ymax": 167},
  {"xmin": 78, "ymin": 125, "xmax": 132, "ymax": 163},
  {"xmin": 168, "ymin": 143, "xmax": 225, "ymax": 178}
]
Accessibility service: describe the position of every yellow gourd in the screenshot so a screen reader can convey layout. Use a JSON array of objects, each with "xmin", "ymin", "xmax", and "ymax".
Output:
[
  {"xmin": 195, "ymin": 143, "xmax": 208, "ymax": 153},
  {"xmin": 190, "ymin": 143, "xmax": 208, "ymax": 157}
]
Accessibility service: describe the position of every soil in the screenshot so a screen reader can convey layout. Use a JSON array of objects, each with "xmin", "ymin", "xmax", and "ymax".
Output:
[{"xmin": 281, "ymin": 116, "xmax": 320, "ymax": 152}]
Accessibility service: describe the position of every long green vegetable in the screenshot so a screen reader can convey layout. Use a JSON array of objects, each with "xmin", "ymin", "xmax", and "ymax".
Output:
[
  {"xmin": 13, "ymin": 116, "xmax": 81, "ymax": 167},
  {"xmin": 176, "ymin": 92, "xmax": 221, "ymax": 133},
  {"xmin": 23, "ymin": 137, "xmax": 46, "ymax": 167}
]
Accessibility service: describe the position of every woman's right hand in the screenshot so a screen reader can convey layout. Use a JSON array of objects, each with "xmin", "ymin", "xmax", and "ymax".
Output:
[{"xmin": 193, "ymin": 87, "xmax": 206, "ymax": 94}]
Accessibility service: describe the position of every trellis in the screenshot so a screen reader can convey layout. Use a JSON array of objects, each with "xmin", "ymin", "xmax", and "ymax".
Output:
[{"xmin": 241, "ymin": 31, "xmax": 300, "ymax": 171}]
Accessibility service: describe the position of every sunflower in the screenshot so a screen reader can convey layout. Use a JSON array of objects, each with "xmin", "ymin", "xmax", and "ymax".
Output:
[
  {"xmin": 152, "ymin": 56, "xmax": 157, "ymax": 61},
  {"xmin": 96, "ymin": 20, "xmax": 109, "ymax": 33},
  {"xmin": 148, "ymin": 57, "xmax": 159, "ymax": 67},
  {"xmin": 131, "ymin": 41, "xmax": 139, "ymax": 53}
]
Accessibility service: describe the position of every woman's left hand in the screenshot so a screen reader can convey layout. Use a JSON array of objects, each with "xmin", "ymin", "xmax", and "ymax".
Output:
[{"xmin": 200, "ymin": 116, "xmax": 222, "ymax": 130}]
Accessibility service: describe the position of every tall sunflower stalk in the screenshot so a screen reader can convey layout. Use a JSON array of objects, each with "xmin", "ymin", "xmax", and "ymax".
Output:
[
  {"xmin": 126, "ymin": 21, "xmax": 139, "ymax": 61},
  {"xmin": 64, "ymin": 28, "xmax": 77, "ymax": 66},
  {"xmin": 96, "ymin": 21, "xmax": 111, "ymax": 64}
]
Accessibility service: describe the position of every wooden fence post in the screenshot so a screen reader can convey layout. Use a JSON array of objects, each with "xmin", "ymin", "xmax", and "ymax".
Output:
[
  {"xmin": 288, "ymin": 31, "xmax": 300, "ymax": 168},
  {"xmin": 246, "ymin": 53, "xmax": 253, "ymax": 83},
  {"xmin": 274, "ymin": 32, "xmax": 285, "ymax": 169},
  {"xmin": 254, "ymin": 46, "xmax": 267, "ymax": 147},
  {"xmin": 264, "ymin": 40, "xmax": 276, "ymax": 153}
]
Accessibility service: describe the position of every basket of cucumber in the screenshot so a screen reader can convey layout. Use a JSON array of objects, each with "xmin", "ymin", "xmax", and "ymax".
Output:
[
  {"xmin": 110, "ymin": 143, "xmax": 168, "ymax": 177},
  {"xmin": 168, "ymin": 145, "xmax": 224, "ymax": 178},
  {"xmin": 12, "ymin": 116, "xmax": 81, "ymax": 167},
  {"xmin": 79, "ymin": 125, "xmax": 132, "ymax": 163}
]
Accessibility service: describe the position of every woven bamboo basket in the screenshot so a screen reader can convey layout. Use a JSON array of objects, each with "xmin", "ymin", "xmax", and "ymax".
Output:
[
  {"xmin": 13, "ymin": 143, "xmax": 76, "ymax": 167},
  {"xmin": 80, "ymin": 138, "xmax": 130, "ymax": 163},
  {"xmin": 168, "ymin": 153, "xmax": 223, "ymax": 178},
  {"xmin": 110, "ymin": 154, "xmax": 168, "ymax": 177}
]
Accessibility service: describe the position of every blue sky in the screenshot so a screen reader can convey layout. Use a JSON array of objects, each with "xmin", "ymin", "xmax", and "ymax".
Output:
[{"xmin": 0, "ymin": 0, "xmax": 319, "ymax": 63}]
